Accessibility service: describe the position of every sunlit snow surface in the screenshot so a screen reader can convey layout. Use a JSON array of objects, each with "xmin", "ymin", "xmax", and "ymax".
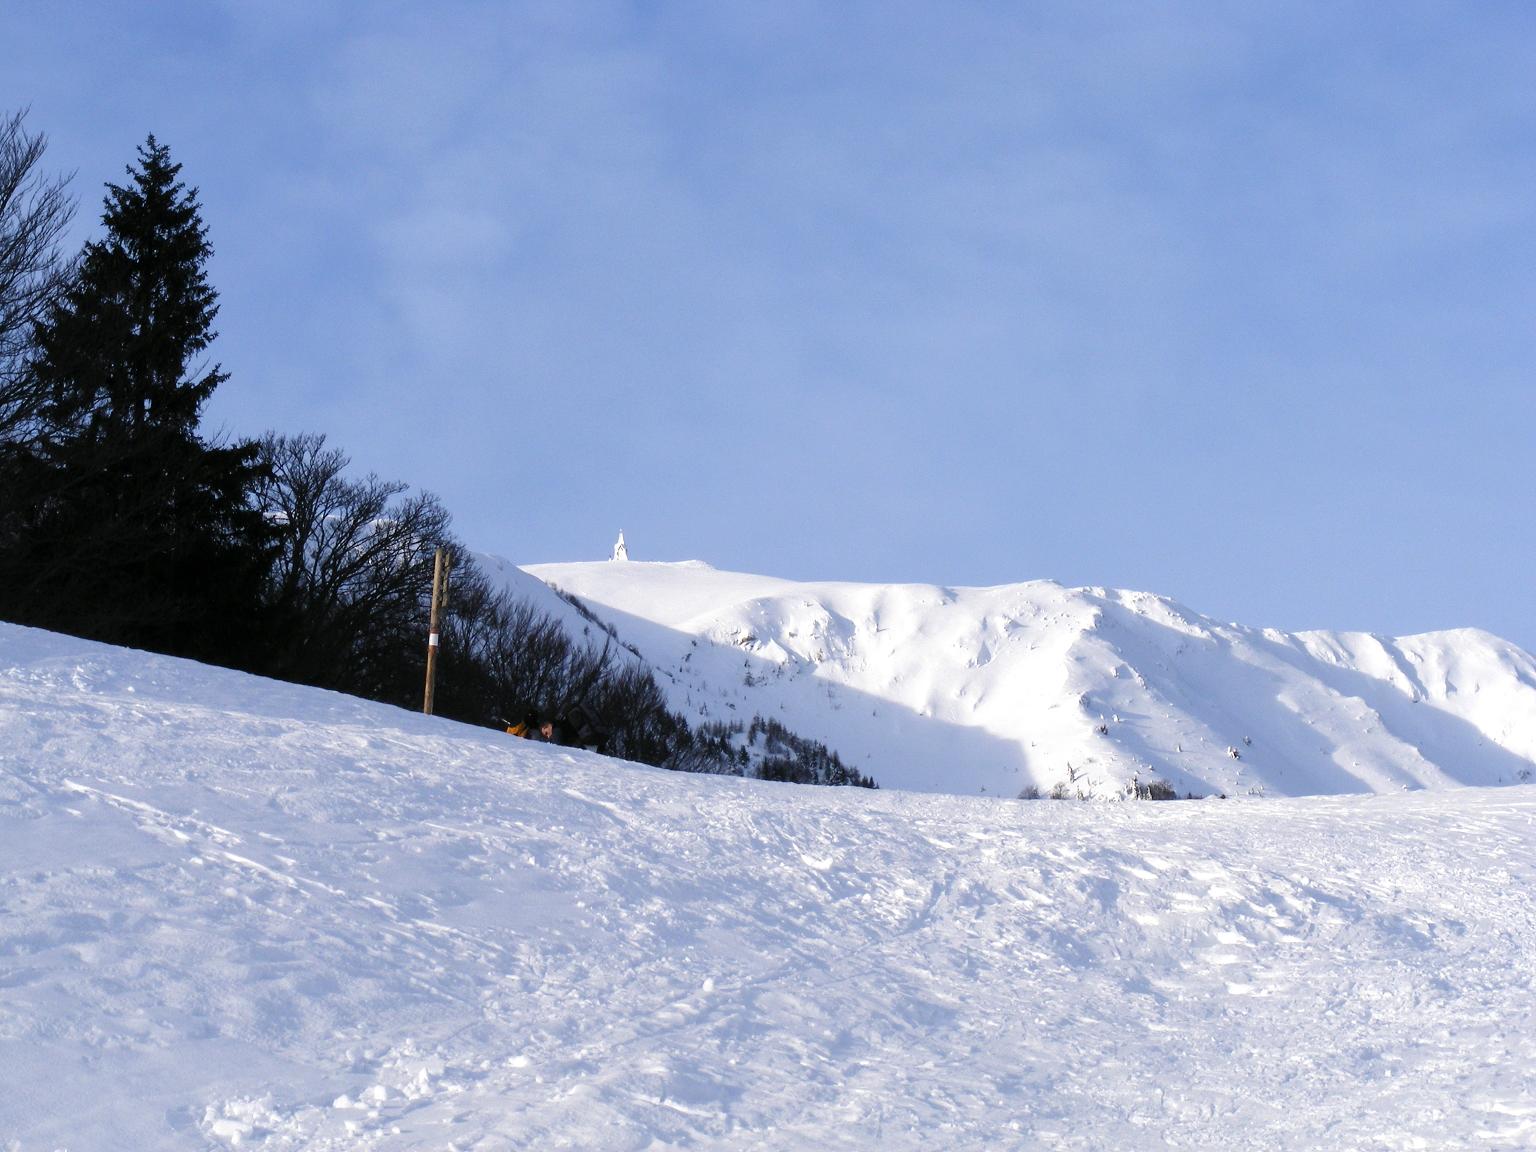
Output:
[
  {"xmin": 4, "ymin": 622, "xmax": 1536, "ymax": 1149},
  {"xmin": 523, "ymin": 559, "xmax": 1536, "ymax": 798}
]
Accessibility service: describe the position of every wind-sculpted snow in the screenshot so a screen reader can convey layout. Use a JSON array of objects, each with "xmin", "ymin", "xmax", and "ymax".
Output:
[
  {"xmin": 524, "ymin": 560, "xmax": 1536, "ymax": 798},
  {"xmin": 4, "ymin": 622, "xmax": 1536, "ymax": 1148}
]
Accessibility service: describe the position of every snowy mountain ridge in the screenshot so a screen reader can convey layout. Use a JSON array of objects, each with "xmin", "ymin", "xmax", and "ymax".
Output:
[{"xmin": 515, "ymin": 559, "xmax": 1536, "ymax": 799}]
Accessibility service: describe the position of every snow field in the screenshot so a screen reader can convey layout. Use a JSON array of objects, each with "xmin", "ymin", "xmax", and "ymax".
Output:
[{"xmin": 3, "ymin": 622, "xmax": 1536, "ymax": 1149}]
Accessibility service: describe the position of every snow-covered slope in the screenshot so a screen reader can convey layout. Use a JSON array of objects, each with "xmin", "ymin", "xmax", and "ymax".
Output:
[
  {"xmin": 522, "ymin": 560, "xmax": 1536, "ymax": 798},
  {"xmin": 5, "ymin": 622, "xmax": 1536, "ymax": 1149}
]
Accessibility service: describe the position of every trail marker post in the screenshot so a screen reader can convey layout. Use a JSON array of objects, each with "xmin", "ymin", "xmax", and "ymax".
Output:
[{"xmin": 423, "ymin": 546, "xmax": 449, "ymax": 715}]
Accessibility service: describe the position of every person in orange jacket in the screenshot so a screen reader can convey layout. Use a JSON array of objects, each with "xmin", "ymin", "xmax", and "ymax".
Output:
[{"xmin": 506, "ymin": 711, "xmax": 537, "ymax": 739}]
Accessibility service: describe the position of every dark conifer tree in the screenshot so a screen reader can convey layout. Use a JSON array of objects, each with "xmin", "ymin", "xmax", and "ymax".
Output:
[{"xmin": 0, "ymin": 136, "xmax": 271, "ymax": 664}]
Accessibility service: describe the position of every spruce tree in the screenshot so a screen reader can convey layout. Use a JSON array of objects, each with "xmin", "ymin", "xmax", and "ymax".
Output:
[{"xmin": 0, "ymin": 136, "xmax": 271, "ymax": 664}]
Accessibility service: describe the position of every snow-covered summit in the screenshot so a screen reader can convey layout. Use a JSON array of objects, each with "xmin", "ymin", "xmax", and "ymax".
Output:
[{"xmin": 521, "ymin": 560, "xmax": 1536, "ymax": 799}]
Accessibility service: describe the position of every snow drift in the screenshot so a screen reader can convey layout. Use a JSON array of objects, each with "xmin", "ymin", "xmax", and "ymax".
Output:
[
  {"xmin": 522, "ymin": 560, "xmax": 1536, "ymax": 798},
  {"xmin": 4, "ymin": 621, "xmax": 1536, "ymax": 1149}
]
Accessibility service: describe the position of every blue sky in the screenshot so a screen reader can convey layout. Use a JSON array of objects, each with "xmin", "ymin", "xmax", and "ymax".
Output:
[{"xmin": 6, "ymin": 2, "xmax": 1536, "ymax": 647}]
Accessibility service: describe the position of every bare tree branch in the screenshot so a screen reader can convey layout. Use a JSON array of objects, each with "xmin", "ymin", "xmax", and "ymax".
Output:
[{"xmin": 0, "ymin": 108, "xmax": 76, "ymax": 439}]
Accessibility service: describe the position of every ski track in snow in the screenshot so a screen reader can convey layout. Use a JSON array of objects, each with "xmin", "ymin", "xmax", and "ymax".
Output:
[{"xmin": 3, "ymin": 623, "xmax": 1536, "ymax": 1149}]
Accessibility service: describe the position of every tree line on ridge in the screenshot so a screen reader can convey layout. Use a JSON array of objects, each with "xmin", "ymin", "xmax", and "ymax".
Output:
[{"xmin": 0, "ymin": 110, "xmax": 873, "ymax": 789}]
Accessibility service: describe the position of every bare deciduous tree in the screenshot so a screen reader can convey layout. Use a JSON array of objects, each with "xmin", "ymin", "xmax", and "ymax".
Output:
[
  {"xmin": 255, "ymin": 431, "xmax": 452, "ymax": 698},
  {"xmin": 0, "ymin": 109, "xmax": 75, "ymax": 439}
]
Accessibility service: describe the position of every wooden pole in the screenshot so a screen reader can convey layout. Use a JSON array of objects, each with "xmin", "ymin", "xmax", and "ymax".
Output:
[{"xmin": 423, "ymin": 546, "xmax": 448, "ymax": 715}]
